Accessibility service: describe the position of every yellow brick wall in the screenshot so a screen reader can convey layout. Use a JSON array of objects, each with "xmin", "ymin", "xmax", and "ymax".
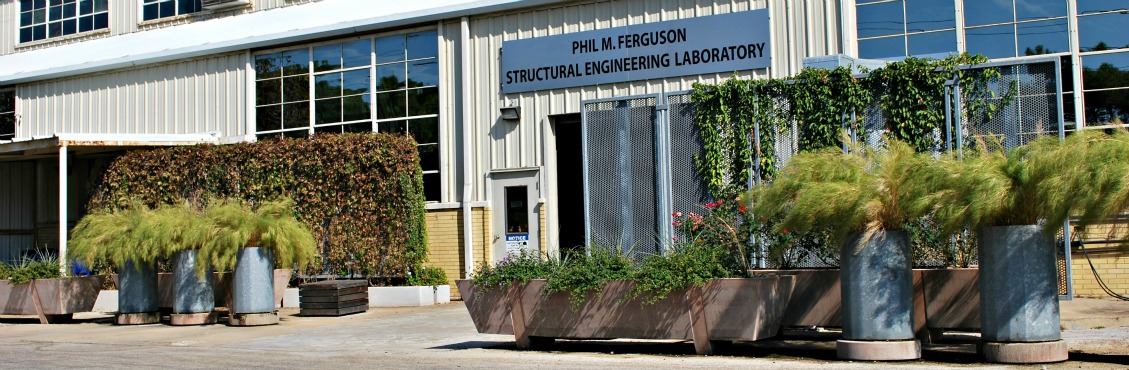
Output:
[
  {"xmin": 424, "ymin": 207, "xmax": 490, "ymax": 300},
  {"xmin": 1071, "ymin": 247, "xmax": 1129, "ymax": 298}
]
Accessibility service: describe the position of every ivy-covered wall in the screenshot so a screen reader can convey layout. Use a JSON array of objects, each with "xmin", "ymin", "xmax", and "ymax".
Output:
[{"xmin": 87, "ymin": 133, "xmax": 429, "ymax": 279}]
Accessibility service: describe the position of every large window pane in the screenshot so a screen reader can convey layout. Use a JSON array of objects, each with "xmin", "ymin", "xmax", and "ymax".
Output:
[
  {"xmin": 281, "ymin": 49, "xmax": 309, "ymax": 76},
  {"xmin": 256, "ymin": 105, "xmax": 282, "ymax": 132},
  {"xmin": 1082, "ymin": 53, "xmax": 1129, "ymax": 90},
  {"xmin": 1015, "ymin": 0, "xmax": 1066, "ymax": 21},
  {"xmin": 857, "ymin": 1, "xmax": 904, "ymax": 38},
  {"xmin": 342, "ymin": 69, "xmax": 370, "ymax": 95},
  {"xmin": 283, "ymin": 75, "xmax": 309, "ymax": 102},
  {"xmin": 342, "ymin": 39, "xmax": 371, "ymax": 69},
  {"xmin": 377, "ymin": 91, "xmax": 406, "ymax": 119},
  {"xmin": 408, "ymin": 87, "xmax": 439, "ymax": 116},
  {"xmin": 379, "ymin": 120, "xmax": 407, "ymax": 134},
  {"xmin": 315, "ymin": 99, "xmax": 341, "ymax": 124},
  {"xmin": 859, "ymin": 35, "xmax": 906, "ymax": 59},
  {"xmin": 377, "ymin": 65, "xmax": 405, "ymax": 91},
  {"xmin": 315, "ymin": 73, "xmax": 341, "ymax": 99},
  {"xmin": 407, "ymin": 60, "xmax": 439, "ymax": 88},
  {"xmin": 905, "ymin": 0, "xmax": 954, "ymax": 33},
  {"xmin": 376, "ymin": 34, "xmax": 406, "ymax": 64},
  {"xmin": 1084, "ymin": 89, "xmax": 1129, "ymax": 124},
  {"xmin": 283, "ymin": 102, "xmax": 309, "ymax": 129},
  {"xmin": 342, "ymin": 95, "xmax": 371, "ymax": 122},
  {"xmin": 1079, "ymin": 12, "xmax": 1129, "ymax": 52},
  {"xmin": 418, "ymin": 143, "xmax": 439, "ymax": 172},
  {"xmin": 1077, "ymin": 1, "xmax": 1129, "ymax": 15},
  {"xmin": 423, "ymin": 173, "xmax": 440, "ymax": 202},
  {"xmin": 967, "ymin": 25, "xmax": 1016, "ymax": 59},
  {"xmin": 409, "ymin": 117, "xmax": 439, "ymax": 145},
  {"xmin": 255, "ymin": 53, "xmax": 281, "ymax": 79},
  {"xmin": 256, "ymin": 78, "xmax": 281, "ymax": 105},
  {"xmin": 1017, "ymin": 18, "xmax": 1068, "ymax": 55},
  {"xmin": 407, "ymin": 30, "xmax": 438, "ymax": 60},
  {"xmin": 907, "ymin": 30, "xmax": 955, "ymax": 56},
  {"xmin": 312, "ymin": 43, "xmax": 341, "ymax": 72}
]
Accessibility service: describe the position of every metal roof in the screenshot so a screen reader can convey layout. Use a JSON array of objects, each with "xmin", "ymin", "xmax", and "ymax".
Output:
[{"xmin": 0, "ymin": 0, "xmax": 564, "ymax": 85}]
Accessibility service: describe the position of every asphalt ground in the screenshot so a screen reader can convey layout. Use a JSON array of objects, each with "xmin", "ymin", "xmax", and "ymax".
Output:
[{"xmin": 0, "ymin": 299, "xmax": 1126, "ymax": 369}]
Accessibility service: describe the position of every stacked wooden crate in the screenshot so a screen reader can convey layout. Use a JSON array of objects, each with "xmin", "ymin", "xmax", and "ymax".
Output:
[{"xmin": 299, "ymin": 280, "xmax": 368, "ymax": 316}]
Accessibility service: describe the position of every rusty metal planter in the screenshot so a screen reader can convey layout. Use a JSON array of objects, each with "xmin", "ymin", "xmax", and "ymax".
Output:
[
  {"xmin": 457, "ymin": 276, "xmax": 795, "ymax": 354},
  {"xmin": 0, "ymin": 276, "xmax": 103, "ymax": 323}
]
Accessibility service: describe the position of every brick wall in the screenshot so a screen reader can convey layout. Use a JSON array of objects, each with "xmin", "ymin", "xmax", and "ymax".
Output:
[
  {"xmin": 424, "ymin": 207, "xmax": 490, "ymax": 300},
  {"xmin": 1071, "ymin": 247, "xmax": 1129, "ymax": 298}
]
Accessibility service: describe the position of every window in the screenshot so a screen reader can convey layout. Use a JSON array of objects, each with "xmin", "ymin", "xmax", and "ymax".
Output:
[
  {"xmin": 964, "ymin": 0, "xmax": 1068, "ymax": 59},
  {"xmin": 1081, "ymin": 52, "xmax": 1129, "ymax": 125},
  {"xmin": 19, "ymin": 0, "xmax": 109, "ymax": 43},
  {"xmin": 856, "ymin": 0, "xmax": 956, "ymax": 59},
  {"xmin": 0, "ymin": 91, "xmax": 14, "ymax": 141},
  {"xmin": 254, "ymin": 30, "xmax": 441, "ymax": 201},
  {"xmin": 142, "ymin": 0, "xmax": 201, "ymax": 21}
]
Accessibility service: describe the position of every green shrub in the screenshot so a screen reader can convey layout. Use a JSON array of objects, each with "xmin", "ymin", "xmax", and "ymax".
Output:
[
  {"xmin": 407, "ymin": 264, "xmax": 449, "ymax": 287},
  {"xmin": 4, "ymin": 255, "xmax": 62, "ymax": 285},
  {"xmin": 543, "ymin": 246, "xmax": 633, "ymax": 310},
  {"xmin": 88, "ymin": 133, "xmax": 428, "ymax": 279},
  {"xmin": 629, "ymin": 243, "xmax": 732, "ymax": 304},
  {"xmin": 471, "ymin": 250, "xmax": 556, "ymax": 292}
]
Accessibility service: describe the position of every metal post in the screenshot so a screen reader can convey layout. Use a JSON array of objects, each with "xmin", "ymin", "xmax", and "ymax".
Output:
[
  {"xmin": 751, "ymin": 95, "xmax": 766, "ymax": 269},
  {"xmin": 953, "ymin": 82, "xmax": 964, "ymax": 160},
  {"xmin": 58, "ymin": 144, "xmax": 67, "ymax": 276},
  {"xmin": 1055, "ymin": 55, "xmax": 1073, "ymax": 299},
  {"xmin": 655, "ymin": 100, "xmax": 671, "ymax": 255},
  {"xmin": 944, "ymin": 83, "xmax": 953, "ymax": 153},
  {"xmin": 616, "ymin": 100, "xmax": 633, "ymax": 254},
  {"xmin": 581, "ymin": 103, "xmax": 592, "ymax": 257}
]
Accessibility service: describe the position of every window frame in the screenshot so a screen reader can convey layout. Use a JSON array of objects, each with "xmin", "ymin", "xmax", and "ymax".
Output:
[
  {"xmin": 18, "ymin": 0, "xmax": 110, "ymax": 44},
  {"xmin": 251, "ymin": 27, "xmax": 444, "ymax": 202},
  {"xmin": 138, "ymin": 0, "xmax": 203, "ymax": 23}
]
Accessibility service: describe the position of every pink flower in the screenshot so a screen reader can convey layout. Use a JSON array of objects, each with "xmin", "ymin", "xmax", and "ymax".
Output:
[
  {"xmin": 673, "ymin": 212, "xmax": 683, "ymax": 217},
  {"xmin": 672, "ymin": 235, "xmax": 678, "ymax": 241}
]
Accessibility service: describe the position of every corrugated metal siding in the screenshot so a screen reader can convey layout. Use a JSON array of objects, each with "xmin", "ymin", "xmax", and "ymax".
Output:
[
  {"xmin": 0, "ymin": 161, "xmax": 35, "ymax": 264},
  {"xmin": 465, "ymin": 0, "xmax": 840, "ymax": 200},
  {"xmin": 0, "ymin": 1, "xmax": 16, "ymax": 57},
  {"xmin": 17, "ymin": 52, "xmax": 248, "ymax": 138},
  {"xmin": 1, "ymin": 0, "xmax": 318, "ymax": 56}
]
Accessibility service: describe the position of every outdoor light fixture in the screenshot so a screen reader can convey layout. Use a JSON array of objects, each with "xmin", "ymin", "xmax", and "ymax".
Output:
[{"xmin": 500, "ymin": 105, "xmax": 521, "ymax": 121}]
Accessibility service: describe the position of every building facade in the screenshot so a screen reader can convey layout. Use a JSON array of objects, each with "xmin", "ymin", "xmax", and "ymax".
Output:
[{"xmin": 0, "ymin": 0, "xmax": 1123, "ymax": 296}]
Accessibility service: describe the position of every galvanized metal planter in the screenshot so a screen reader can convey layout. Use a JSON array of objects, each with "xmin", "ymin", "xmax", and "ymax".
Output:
[
  {"xmin": 838, "ymin": 231, "xmax": 920, "ymax": 360},
  {"xmin": 232, "ymin": 247, "xmax": 275, "ymax": 315},
  {"xmin": 456, "ymin": 277, "xmax": 795, "ymax": 355},
  {"xmin": 118, "ymin": 260, "xmax": 158, "ymax": 314},
  {"xmin": 172, "ymin": 250, "xmax": 215, "ymax": 315},
  {"xmin": 115, "ymin": 260, "xmax": 160, "ymax": 324},
  {"xmin": 977, "ymin": 225, "xmax": 1067, "ymax": 363}
]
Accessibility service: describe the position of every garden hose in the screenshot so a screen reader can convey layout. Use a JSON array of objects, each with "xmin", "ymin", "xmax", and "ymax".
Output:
[{"xmin": 1075, "ymin": 237, "xmax": 1129, "ymax": 301}]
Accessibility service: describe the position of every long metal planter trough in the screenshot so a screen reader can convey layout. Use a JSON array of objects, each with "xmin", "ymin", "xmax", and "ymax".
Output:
[
  {"xmin": 0, "ymin": 276, "xmax": 103, "ymax": 323},
  {"xmin": 456, "ymin": 276, "xmax": 795, "ymax": 354}
]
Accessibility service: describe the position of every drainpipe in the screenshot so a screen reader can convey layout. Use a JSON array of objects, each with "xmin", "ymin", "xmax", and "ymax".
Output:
[
  {"xmin": 58, "ymin": 144, "xmax": 68, "ymax": 276},
  {"xmin": 460, "ymin": 16, "xmax": 474, "ymax": 279}
]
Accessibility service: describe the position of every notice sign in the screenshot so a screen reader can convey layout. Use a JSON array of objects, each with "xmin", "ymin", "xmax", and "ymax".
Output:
[
  {"xmin": 505, "ymin": 233, "xmax": 529, "ymax": 255},
  {"xmin": 501, "ymin": 10, "xmax": 770, "ymax": 93}
]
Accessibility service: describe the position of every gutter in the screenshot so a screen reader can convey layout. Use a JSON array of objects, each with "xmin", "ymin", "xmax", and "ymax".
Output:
[{"xmin": 460, "ymin": 16, "xmax": 475, "ymax": 279}]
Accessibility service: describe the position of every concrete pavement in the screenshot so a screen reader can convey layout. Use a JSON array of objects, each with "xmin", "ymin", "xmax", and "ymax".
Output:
[{"xmin": 0, "ymin": 300, "xmax": 1126, "ymax": 369}]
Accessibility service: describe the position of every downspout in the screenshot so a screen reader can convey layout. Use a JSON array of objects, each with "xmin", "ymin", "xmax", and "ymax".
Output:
[
  {"xmin": 460, "ymin": 16, "xmax": 474, "ymax": 279},
  {"xmin": 58, "ymin": 144, "xmax": 68, "ymax": 276}
]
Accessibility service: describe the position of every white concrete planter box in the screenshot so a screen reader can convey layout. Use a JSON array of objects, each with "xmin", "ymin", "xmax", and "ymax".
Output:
[
  {"xmin": 370, "ymin": 285, "xmax": 451, "ymax": 307},
  {"xmin": 281, "ymin": 285, "xmax": 451, "ymax": 308}
]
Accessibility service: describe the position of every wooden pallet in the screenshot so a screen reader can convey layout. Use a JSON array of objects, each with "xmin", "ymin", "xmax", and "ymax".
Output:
[{"xmin": 299, "ymin": 280, "xmax": 369, "ymax": 316}]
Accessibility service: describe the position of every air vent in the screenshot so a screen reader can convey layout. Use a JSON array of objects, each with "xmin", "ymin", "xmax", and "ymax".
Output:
[{"xmin": 201, "ymin": 0, "xmax": 250, "ymax": 10}]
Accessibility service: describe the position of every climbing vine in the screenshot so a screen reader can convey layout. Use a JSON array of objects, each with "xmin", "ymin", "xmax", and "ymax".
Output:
[{"xmin": 692, "ymin": 53, "xmax": 1012, "ymax": 197}]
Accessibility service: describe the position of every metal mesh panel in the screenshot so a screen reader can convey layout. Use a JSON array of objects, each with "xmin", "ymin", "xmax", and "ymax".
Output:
[
  {"xmin": 668, "ymin": 93, "xmax": 709, "ymax": 221},
  {"xmin": 962, "ymin": 62, "xmax": 1060, "ymax": 150},
  {"xmin": 584, "ymin": 97, "xmax": 659, "ymax": 261}
]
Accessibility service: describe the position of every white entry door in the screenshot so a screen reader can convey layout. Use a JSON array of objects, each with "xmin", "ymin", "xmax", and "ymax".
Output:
[{"xmin": 491, "ymin": 170, "xmax": 540, "ymax": 263}]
